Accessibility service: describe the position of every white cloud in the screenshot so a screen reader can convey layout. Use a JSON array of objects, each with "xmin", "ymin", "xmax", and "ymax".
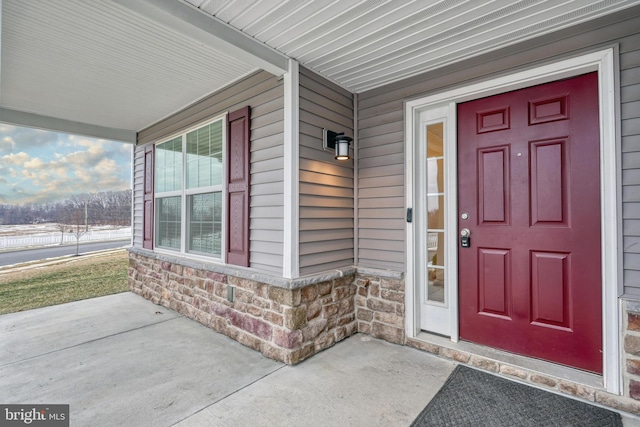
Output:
[
  {"xmin": 74, "ymin": 136, "xmax": 101, "ymax": 148},
  {"xmin": 0, "ymin": 126, "xmax": 57, "ymax": 151},
  {"xmin": 0, "ymin": 129, "xmax": 131, "ymax": 204},
  {"xmin": 2, "ymin": 152, "xmax": 30, "ymax": 165},
  {"xmin": 24, "ymin": 157, "xmax": 45, "ymax": 169},
  {"xmin": 63, "ymin": 145, "xmax": 106, "ymax": 167},
  {"xmin": 0, "ymin": 136, "xmax": 16, "ymax": 154}
]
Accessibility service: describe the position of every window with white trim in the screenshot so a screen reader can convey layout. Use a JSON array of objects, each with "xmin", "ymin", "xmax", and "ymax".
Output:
[{"xmin": 154, "ymin": 118, "xmax": 225, "ymax": 258}]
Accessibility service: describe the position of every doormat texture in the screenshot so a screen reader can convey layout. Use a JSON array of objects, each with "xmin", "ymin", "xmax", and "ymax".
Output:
[{"xmin": 411, "ymin": 365, "xmax": 622, "ymax": 427}]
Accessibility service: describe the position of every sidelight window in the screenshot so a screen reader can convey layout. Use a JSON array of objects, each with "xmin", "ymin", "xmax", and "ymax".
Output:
[{"xmin": 426, "ymin": 123, "xmax": 445, "ymax": 304}]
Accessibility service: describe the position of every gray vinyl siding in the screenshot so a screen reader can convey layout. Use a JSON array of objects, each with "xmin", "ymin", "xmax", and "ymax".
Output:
[
  {"xmin": 358, "ymin": 108, "xmax": 405, "ymax": 270},
  {"xmin": 357, "ymin": 6, "xmax": 640, "ymax": 295},
  {"xmin": 133, "ymin": 71, "xmax": 285, "ymax": 275},
  {"xmin": 298, "ymin": 66, "xmax": 354, "ymax": 275},
  {"xmin": 621, "ymin": 31, "xmax": 640, "ymax": 297}
]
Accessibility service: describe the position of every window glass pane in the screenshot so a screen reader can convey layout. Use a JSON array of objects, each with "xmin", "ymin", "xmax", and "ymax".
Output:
[
  {"xmin": 427, "ymin": 232, "xmax": 445, "ymax": 303},
  {"xmin": 428, "ymin": 267, "xmax": 445, "ymax": 303},
  {"xmin": 426, "ymin": 121, "xmax": 445, "ymax": 305},
  {"xmin": 199, "ymin": 157, "xmax": 211, "ymax": 187},
  {"xmin": 187, "ymin": 120, "xmax": 223, "ymax": 189},
  {"xmin": 427, "ymin": 158, "xmax": 444, "ymax": 194},
  {"xmin": 427, "ymin": 196, "xmax": 445, "ymax": 230},
  {"xmin": 156, "ymin": 196, "xmax": 182, "ymax": 250},
  {"xmin": 427, "ymin": 123, "xmax": 443, "ymax": 158},
  {"xmin": 427, "ymin": 232, "xmax": 445, "ymax": 267},
  {"xmin": 155, "ymin": 137, "xmax": 182, "ymax": 193},
  {"xmin": 186, "ymin": 130, "xmax": 199, "ymax": 189},
  {"xmin": 189, "ymin": 192, "xmax": 222, "ymax": 256}
]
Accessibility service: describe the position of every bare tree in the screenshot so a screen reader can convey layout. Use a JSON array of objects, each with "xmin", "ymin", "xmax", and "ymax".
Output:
[
  {"xmin": 54, "ymin": 200, "xmax": 74, "ymax": 245},
  {"xmin": 67, "ymin": 205, "xmax": 87, "ymax": 256},
  {"xmin": 53, "ymin": 200, "xmax": 86, "ymax": 253},
  {"xmin": 55, "ymin": 223, "xmax": 66, "ymax": 245},
  {"xmin": 70, "ymin": 193, "xmax": 90, "ymax": 232}
]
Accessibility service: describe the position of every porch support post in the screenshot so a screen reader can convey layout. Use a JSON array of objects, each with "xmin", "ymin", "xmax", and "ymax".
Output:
[
  {"xmin": 404, "ymin": 101, "xmax": 417, "ymax": 339},
  {"xmin": 283, "ymin": 59, "xmax": 300, "ymax": 279},
  {"xmin": 353, "ymin": 93, "xmax": 359, "ymax": 266},
  {"xmin": 0, "ymin": 0, "xmax": 3, "ymax": 102}
]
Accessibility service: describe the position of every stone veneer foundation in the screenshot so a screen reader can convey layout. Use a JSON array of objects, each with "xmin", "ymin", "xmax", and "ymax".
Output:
[
  {"xmin": 622, "ymin": 300, "xmax": 640, "ymax": 410},
  {"xmin": 128, "ymin": 249, "xmax": 356, "ymax": 364},
  {"xmin": 355, "ymin": 269, "xmax": 406, "ymax": 345},
  {"xmin": 129, "ymin": 249, "xmax": 640, "ymax": 415}
]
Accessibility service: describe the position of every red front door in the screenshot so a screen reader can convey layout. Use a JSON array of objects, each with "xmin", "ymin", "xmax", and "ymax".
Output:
[{"xmin": 457, "ymin": 73, "xmax": 602, "ymax": 373}]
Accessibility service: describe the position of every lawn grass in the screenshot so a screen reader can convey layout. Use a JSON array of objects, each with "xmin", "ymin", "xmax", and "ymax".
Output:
[{"xmin": 0, "ymin": 250, "xmax": 129, "ymax": 315}]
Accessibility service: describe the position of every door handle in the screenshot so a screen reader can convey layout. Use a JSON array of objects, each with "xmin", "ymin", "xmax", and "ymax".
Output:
[{"xmin": 460, "ymin": 228, "xmax": 471, "ymax": 248}]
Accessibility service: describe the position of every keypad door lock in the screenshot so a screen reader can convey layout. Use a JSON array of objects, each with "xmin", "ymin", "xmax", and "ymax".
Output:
[{"xmin": 460, "ymin": 228, "xmax": 471, "ymax": 248}]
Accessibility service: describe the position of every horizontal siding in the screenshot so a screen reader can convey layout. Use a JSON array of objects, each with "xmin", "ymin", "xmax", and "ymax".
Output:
[
  {"xmin": 356, "ymin": 8, "xmax": 640, "ymax": 286},
  {"xmin": 298, "ymin": 66, "xmax": 354, "ymax": 276},
  {"xmin": 622, "ymin": 36, "xmax": 640, "ymax": 290},
  {"xmin": 299, "ymin": 229, "xmax": 354, "ymax": 243},
  {"xmin": 357, "ymin": 90, "xmax": 405, "ymax": 270},
  {"xmin": 138, "ymin": 71, "xmax": 278, "ymax": 143},
  {"xmin": 622, "ymin": 84, "xmax": 640, "ymax": 104},
  {"xmin": 135, "ymin": 71, "xmax": 284, "ymax": 275}
]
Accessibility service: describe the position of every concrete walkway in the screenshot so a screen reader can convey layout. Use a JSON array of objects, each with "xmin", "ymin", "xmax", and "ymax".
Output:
[
  {"xmin": 0, "ymin": 292, "xmax": 454, "ymax": 426},
  {"xmin": 1, "ymin": 292, "xmax": 638, "ymax": 426}
]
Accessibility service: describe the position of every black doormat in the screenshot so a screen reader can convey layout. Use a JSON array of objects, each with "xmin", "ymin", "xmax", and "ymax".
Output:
[{"xmin": 411, "ymin": 365, "xmax": 622, "ymax": 427}]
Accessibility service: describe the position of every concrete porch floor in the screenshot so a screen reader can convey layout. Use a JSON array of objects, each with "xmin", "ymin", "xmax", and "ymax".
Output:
[{"xmin": 0, "ymin": 292, "xmax": 638, "ymax": 426}]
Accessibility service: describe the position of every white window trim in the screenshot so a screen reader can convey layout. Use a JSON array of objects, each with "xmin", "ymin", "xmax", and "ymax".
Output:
[
  {"xmin": 154, "ymin": 114, "xmax": 228, "ymax": 263},
  {"xmin": 405, "ymin": 47, "xmax": 620, "ymax": 393}
]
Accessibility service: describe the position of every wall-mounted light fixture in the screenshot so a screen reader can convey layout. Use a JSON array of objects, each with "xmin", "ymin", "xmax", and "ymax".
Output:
[{"xmin": 323, "ymin": 129, "xmax": 352, "ymax": 161}]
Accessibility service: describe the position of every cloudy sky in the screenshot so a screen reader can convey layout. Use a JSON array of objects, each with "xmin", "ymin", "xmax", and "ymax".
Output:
[{"xmin": 0, "ymin": 124, "xmax": 131, "ymax": 204}]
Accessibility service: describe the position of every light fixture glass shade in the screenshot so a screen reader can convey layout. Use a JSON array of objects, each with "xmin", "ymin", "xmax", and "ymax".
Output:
[{"xmin": 334, "ymin": 136, "xmax": 352, "ymax": 160}]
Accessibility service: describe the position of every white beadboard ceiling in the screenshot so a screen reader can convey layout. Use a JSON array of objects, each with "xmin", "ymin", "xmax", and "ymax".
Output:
[
  {"xmin": 0, "ymin": 0, "xmax": 277, "ymax": 138},
  {"xmin": 2, "ymin": 0, "xmax": 640, "ymax": 139},
  {"xmin": 185, "ymin": 0, "xmax": 640, "ymax": 92}
]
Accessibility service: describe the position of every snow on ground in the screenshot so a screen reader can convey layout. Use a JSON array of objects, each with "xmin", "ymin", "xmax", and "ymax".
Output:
[{"xmin": 0, "ymin": 223, "xmax": 131, "ymax": 249}]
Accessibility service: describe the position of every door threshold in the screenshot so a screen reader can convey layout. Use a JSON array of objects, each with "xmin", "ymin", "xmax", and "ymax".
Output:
[{"xmin": 414, "ymin": 331, "xmax": 604, "ymax": 390}]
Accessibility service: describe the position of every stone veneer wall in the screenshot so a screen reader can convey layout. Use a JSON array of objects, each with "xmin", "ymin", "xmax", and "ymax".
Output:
[
  {"xmin": 355, "ymin": 271, "xmax": 406, "ymax": 345},
  {"xmin": 623, "ymin": 300, "xmax": 640, "ymax": 408},
  {"xmin": 128, "ymin": 251, "xmax": 357, "ymax": 364}
]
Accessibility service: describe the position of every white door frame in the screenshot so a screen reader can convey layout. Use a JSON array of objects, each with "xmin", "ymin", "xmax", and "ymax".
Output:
[{"xmin": 405, "ymin": 47, "xmax": 620, "ymax": 393}]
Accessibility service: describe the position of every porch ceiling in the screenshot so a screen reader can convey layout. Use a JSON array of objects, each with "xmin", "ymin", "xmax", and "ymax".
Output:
[
  {"xmin": 0, "ymin": 0, "xmax": 287, "ymax": 141},
  {"xmin": 185, "ymin": 0, "xmax": 640, "ymax": 93},
  {"xmin": 2, "ymin": 0, "xmax": 640, "ymax": 141}
]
